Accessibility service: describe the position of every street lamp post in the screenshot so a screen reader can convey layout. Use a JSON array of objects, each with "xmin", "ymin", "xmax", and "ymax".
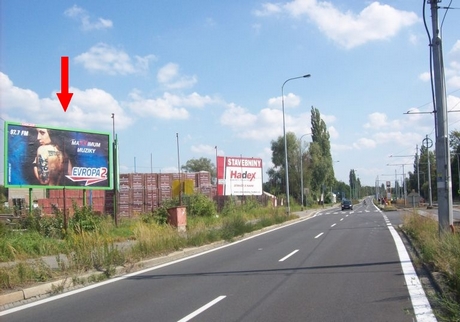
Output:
[
  {"xmin": 111, "ymin": 113, "xmax": 118, "ymax": 227},
  {"xmin": 176, "ymin": 133, "xmax": 182, "ymax": 205},
  {"xmin": 299, "ymin": 133, "xmax": 311, "ymax": 210},
  {"xmin": 282, "ymin": 74, "xmax": 311, "ymax": 215}
]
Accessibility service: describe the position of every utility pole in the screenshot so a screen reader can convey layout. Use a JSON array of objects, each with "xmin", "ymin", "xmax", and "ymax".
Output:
[
  {"xmin": 429, "ymin": 0, "xmax": 453, "ymax": 233},
  {"xmin": 416, "ymin": 144, "xmax": 420, "ymax": 194}
]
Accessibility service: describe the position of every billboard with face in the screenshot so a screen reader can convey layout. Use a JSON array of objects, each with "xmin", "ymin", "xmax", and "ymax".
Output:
[
  {"xmin": 4, "ymin": 121, "xmax": 112, "ymax": 189},
  {"xmin": 216, "ymin": 156, "xmax": 263, "ymax": 196}
]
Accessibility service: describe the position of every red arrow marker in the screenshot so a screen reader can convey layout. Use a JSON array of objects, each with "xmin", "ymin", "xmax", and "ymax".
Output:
[{"xmin": 56, "ymin": 56, "xmax": 73, "ymax": 112}]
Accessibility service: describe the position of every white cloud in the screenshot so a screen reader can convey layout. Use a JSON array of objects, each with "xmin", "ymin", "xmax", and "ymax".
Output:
[
  {"xmin": 419, "ymin": 72, "xmax": 431, "ymax": 82},
  {"xmin": 321, "ymin": 113, "xmax": 336, "ymax": 124},
  {"xmin": 0, "ymin": 72, "xmax": 133, "ymax": 130},
  {"xmin": 419, "ymin": 40, "xmax": 460, "ymax": 89},
  {"xmin": 373, "ymin": 131, "xmax": 422, "ymax": 148},
  {"xmin": 332, "ymin": 143, "xmax": 353, "ymax": 152},
  {"xmin": 75, "ymin": 43, "xmax": 156, "ymax": 75},
  {"xmin": 328, "ymin": 125, "xmax": 338, "ymax": 139},
  {"xmin": 220, "ymin": 103, "xmax": 258, "ymax": 128},
  {"xmin": 220, "ymin": 102, "xmax": 311, "ymax": 141},
  {"xmin": 0, "ymin": 72, "xmax": 40, "ymax": 113},
  {"xmin": 364, "ymin": 112, "xmax": 388, "ymax": 129},
  {"xmin": 447, "ymin": 40, "xmax": 460, "ymax": 89},
  {"xmin": 157, "ymin": 63, "xmax": 197, "ymax": 89},
  {"xmin": 61, "ymin": 87, "xmax": 133, "ymax": 129},
  {"xmin": 253, "ymin": 3, "xmax": 283, "ymax": 16},
  {"xmin": 64, "ymin": 5, "xmax": 113, "ymax": 31},
  {"xmin": 409, "ymin": 33, "xmax": 419, "ymax": 45},
  {"xmin": 127, "ymin": 91, "xmax": 216, "ymax": 120},
  {"xmin": 364, "ymin": 112, "xmax": 405, "ymax": 130},
  {"xmin": 448, "ymin": 94, "xmax": 460, "ymax": 111},
  {"xmin": 190, "ymin": 144, "xmax": 217, "ymax": 156},
  {"xmin": 448, "ymin": 95, "xmax": 460, "ymax": 130},
  {"xmin": 255, "ymin": 1, "xmax": 419, "ymax": 49},
  {"xmin": 267, "ymin": 93, "xmax": 301, "ymax": 109},
  {"xmin": 353, "ymin": 137, "xmax": 376, "ymax": 149}
]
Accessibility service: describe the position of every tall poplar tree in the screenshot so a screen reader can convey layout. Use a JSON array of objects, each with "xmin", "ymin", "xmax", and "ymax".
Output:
[{"xmin": 308, "ymin": 107, "xmax": 334, "ymax": 196}]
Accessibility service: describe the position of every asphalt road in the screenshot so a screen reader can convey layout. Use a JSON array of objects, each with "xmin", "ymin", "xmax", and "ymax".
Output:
[{"xmin": 1, "ymin": 198, "xmax": 436, "ymax": 321}]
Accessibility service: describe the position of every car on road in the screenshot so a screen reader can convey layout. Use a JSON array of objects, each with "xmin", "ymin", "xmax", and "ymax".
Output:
[{"xmin": 341, "ymin": 199, "xmax": 353, "ymax": 211}]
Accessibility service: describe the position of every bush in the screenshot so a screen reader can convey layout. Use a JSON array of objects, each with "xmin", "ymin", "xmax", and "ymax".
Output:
[
  {"xmin": 70, "ymin": 204, "xmax": 103, "ymax": 234},
  {"xmin": 220, "ymin": 197, "xmax": 239, "ymax": 217},
  {"xmin": 19, "ymin": 208, "xmax": 42, "ymax": 231},
  {"xmin": 39, "ymin": 214, "xmax": 64, "ymax": 239},
  {"xmin": 182, "ymin": 193, "xmax": 216, "ymax": 217},
  {"xmin": 140, "ymin": 198, "xmax": 179, "ymax": 225},
  {"xmin": 0, "ymin": 220, "xmax": 8, "ymax": 238},
  {"xmin": 220, "ymin": 215, "xmax": 251, "ymax": 241}
]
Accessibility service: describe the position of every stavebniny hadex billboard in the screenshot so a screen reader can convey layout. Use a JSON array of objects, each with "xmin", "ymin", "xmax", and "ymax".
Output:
[
  {"xmin": 216, "ymin": 156, "xmax": 263, "ymax": 196},
  {"xmin": 4, "ymin": 121, "xmax": 112, "ymax": 189}
]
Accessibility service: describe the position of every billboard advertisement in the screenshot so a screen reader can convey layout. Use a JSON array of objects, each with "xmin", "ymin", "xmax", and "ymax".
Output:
[
  {"xmin": 216, "ymin": 156, "xmax": 263, "ymax": 196},
  {"xmin": 4, "ymin": 121, "xmax": 112, "ymax": 189}
]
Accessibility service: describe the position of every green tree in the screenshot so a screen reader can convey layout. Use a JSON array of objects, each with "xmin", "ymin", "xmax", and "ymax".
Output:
[
  {"xmin": 407, "ymin": 150, "xmax": 420, "ymax": 194},
  {"xmin": 417, "ymin": 144, "xmax": 436, "ymax": 201},
  {"xmin": 349, "ymin": 169, "xmax": 359, "ymax": 200},
  {"xmin": 267, "ymin": 132, "xmax": 301, "ymax": 200},
  {"xmin": 450, "ymin": 130, "xmax": 460, "ymax": 199},
  {"xmin": 182, "ymin": 157, "xmax": 215, "ymax": 179},
  {"xmin": 308, "ymin": 107, "xmax": 334, "ymax": 200},
  {"xmin": 334, "ymin": 180, "xmax": 350, "ymax": 201},
  {"xmin": 308, "ymin": 142, "xmax": 325, "ymax": 196}
]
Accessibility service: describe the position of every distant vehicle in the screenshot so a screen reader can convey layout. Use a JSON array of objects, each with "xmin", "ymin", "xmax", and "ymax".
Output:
[{"xmin": 341, "ymin": 199, "xmax": 353, "ymax": 211}]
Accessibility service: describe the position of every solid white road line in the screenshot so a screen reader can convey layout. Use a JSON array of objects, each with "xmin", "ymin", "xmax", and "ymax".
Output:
[
  {"xmin": 177, "ymin": 295, "xmax": 226, "ymax": 322},
  {"xmin": 383, "ymin": 214, "xmax": 437, "ymax": 321},
  {"xmin": 279, "ymin": 249, "xmax": 299, "ymax": 262}
]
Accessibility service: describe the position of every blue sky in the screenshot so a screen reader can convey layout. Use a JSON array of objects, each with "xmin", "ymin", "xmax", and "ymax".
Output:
[{"xmin": 1, "ymin": 0, "xmax": 459, "ymax": 187}]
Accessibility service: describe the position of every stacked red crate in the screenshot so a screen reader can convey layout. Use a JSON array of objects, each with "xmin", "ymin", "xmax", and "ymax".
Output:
[
  {"xmin": 196, "ymin": 171, "xmax": 211, "ymax": 187},
  {"xmin": 159, "ymin": 173, "xmax": 173, "ymax": 188},
  {"xmin": 199, "ymin": 186, "xmax": 214, "ymax": 199},
  {"xmin": 186, "ymin": 173, "xmax": 196, "ymax": 186},
  {"xmin": 145, "ymin": 173, "xmax": 159, "ymax": 211},
  {"xmin": 159, "ymin": 186, "xmax": 172, "ymax": 205},
  {"xmin": 131, "ymin": 173, "xmax": 145, "ymax": 213},
  {"xmin": 35, "ymin": 171, "xmax": 215, "ymax": 217},
  {"xmin": 105, "ymin": 190, "xmax": 115, "ymax": 214},
  {"xmin": 158, "ymin": 174, "xmax": 172, "ymax": 205},
  {"xmin": 145, "ymin": 173, "xmax": 158, "ymax": 189},
  {"xmin": 118, "ymin": 173, "xmax": 132, "ymax": 216}
]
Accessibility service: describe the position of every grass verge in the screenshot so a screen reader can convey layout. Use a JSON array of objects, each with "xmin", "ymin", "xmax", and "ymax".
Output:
[
  {"xmin": 402, "ymin": 211, "xmax": 460, "ymax": 321},
  {"xmin": 0, "ymin": 203, "xmax": 294, "ymax": 295}
]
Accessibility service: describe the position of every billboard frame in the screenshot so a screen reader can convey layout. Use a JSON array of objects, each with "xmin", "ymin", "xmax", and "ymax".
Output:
[
  {"xmin": 217, "ymin": 156, "xmax": 263, "ymax": 196},
  {"xmin": 4, "ymin": 121, "xmax": 113, "ymax": 190}
]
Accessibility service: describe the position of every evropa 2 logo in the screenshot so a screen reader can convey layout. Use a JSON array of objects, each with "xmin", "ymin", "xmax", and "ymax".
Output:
[{"xmin": 66, "ymin": 167, "xmax": 108, "ymax": 186}]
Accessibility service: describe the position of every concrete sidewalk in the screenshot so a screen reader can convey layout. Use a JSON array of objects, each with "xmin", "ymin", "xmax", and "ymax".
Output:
[{"xmin": 1, "ymin": 207, "xmax": 324, "ymax": 310}]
